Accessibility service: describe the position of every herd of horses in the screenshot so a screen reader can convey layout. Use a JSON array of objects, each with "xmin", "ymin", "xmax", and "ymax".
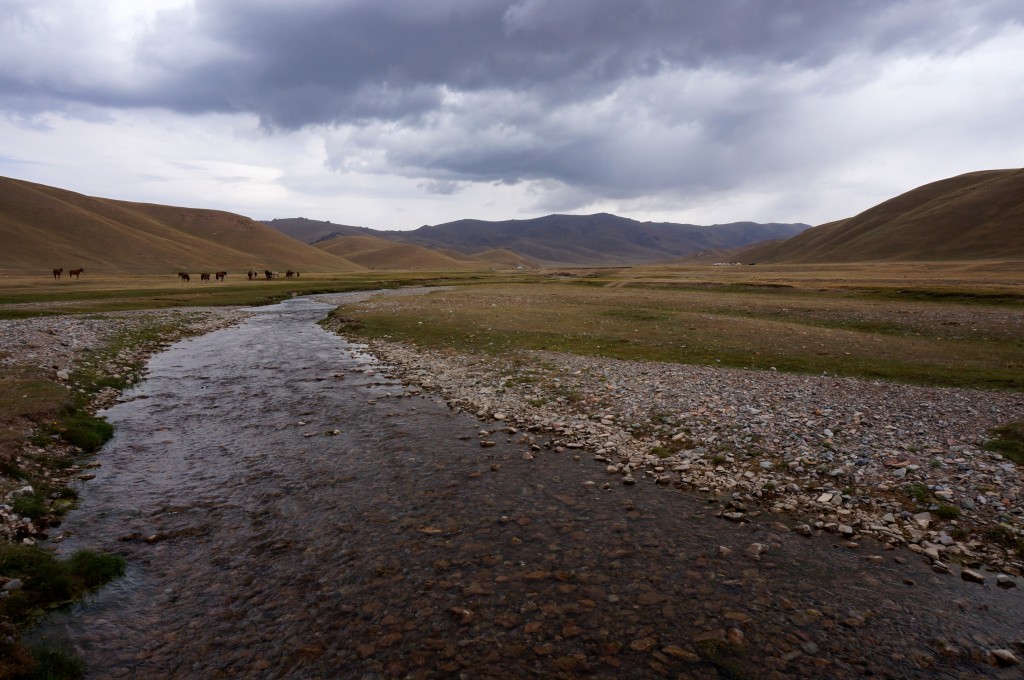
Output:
[
  {"xmin": 52, "ymin": 268, "xmax": 84, "ymax": 279},
  {"xmin": 50, "ymin": 268, "xmax": 300, "ymax": 281},
  {"xmin": 177, "ymin": 269, "xmax": 300, "ymax": 282}
]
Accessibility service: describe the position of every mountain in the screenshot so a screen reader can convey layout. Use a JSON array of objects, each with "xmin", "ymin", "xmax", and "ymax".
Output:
[
  {"xmin": 263, "ymin": 217, "xmax": 370, "ymax": 245},
  {"xmin": 315, "ymin": 234, "xmax": 476, "ymax": 270},
  {"xmin": 386, "ymin": 214, "xmax": 809, "ymax": 266},
  {"xmin": 735, "ymin": 169, "xmax": 1024, "ymax": 263},
  {"xmin": 314, "ymin": 234, "xmax": 541, "ymax": 270},
  {"xmin": 266, "ymin": 214, "xmax": 809, "ymax": 266},
  {"xmin": 0, "ymin": 176, "xmax": 362, "ymax": 274}
]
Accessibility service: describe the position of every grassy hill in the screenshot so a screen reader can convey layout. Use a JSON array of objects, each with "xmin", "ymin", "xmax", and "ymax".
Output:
[
  {"xmin": 315, "ymin": 234, "xmax": 481, "ymax": 270},
  {"xmin": 737, "ymin": 169, "xmax": 1024, "ymax": 263},
  {"xmin": 0, "ymin": 177, "xmax": 362, "ymax": 275}
]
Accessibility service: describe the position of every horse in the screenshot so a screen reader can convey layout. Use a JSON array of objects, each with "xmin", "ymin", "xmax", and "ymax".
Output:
[
  {"xmin": 264, "ymin": 270, "xmax": 274, "ymax": 280},
  {"xmin": 200, "ymin": 273, "xmax": 210, "ymax": 281},
  {"xmin": 215, "ymin": 271, "xmax": 227, "ymax": 281},
  {"xmin": 179, "ymin": 272, "xmax": 191, "ymax": 282},
  {"xmin": 68, "ymin": 268, "xmax": 83, "ymax": 279},
  {"xmin": 285, "ymin": 270, "xmax": 295, "ymax": 278},
  {"xmin": 247, "ymin": 270, "xmax": 255, "ymax": 280},
  {"xmin": 52, "ymin": 268, "xmax": 63, "ymax": 279}
]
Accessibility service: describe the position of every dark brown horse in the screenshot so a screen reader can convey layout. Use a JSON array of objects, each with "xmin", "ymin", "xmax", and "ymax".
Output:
[
  {"xmin": 215, "ymin": 271, "xmax": 227, "ymax": 281},
  {"xmin": 52, "ymin": 268, "xmax": 63, "ymax": 279},
  {"xmin": 179, "ymin": 272, "xmax": 191, "ymax": 282},
  {"xmin": 68, "ymin": 268, "xmax": 83, "ymax": 279},
  {"xmin": 247, "ymin": 270, "xmax": 256, "ymax": 280},
  {"xmin": 285, "ymin": 270, "xmax": 295, "ymax": 278},
  {"xmin": 200, "ymin": 273, "xmax": 211, "ymax": 281}
]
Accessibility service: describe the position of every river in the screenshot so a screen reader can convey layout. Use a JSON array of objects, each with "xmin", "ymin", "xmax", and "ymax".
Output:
[{"xmin": 33, "ymin": 295, "xmax": 1024, "ymax": 678}]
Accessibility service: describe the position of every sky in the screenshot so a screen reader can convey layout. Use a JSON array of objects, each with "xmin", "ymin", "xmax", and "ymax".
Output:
[{"xmin": 1, "ymin": 1, "xmax": 1023, "ymax": 230}]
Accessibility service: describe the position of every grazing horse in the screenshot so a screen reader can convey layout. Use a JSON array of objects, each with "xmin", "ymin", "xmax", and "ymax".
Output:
[
  {"xmin": 285, "ymin": 270, "xmax": 295, "ymax": 278},
  {"xmin": 179, "ymin": 272, "xmax": 191, "ymax": 282},
  {"xmin": 200, "ymin": 273, "xmax": 211, "ymax": 281},
  {"xmin": 264, "ymin": 269, "xmax": 274, "ymax": 280},
  {"xmin": 52, "ymin": 268, "xmax": 63, "ymax": 279},
  {"xmin": 68, "ymin": 268, "xmax": 84, "ymax": 279},
  {"xmin": 215, "ymin": 271, "xmax": 227, "ymax": 281},
  {"xmin": 247, "ymin": 270, "xmax": 255, "ymax": 280}
]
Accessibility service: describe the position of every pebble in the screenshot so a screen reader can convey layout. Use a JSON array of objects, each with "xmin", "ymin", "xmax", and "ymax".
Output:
[
  {"xmin": 346, "ymin": 332, "xmax": 1024, "ymax": 575},
  {"xmin": 960, "ymin": 568, "xmax": 986, "ymax": 584}
]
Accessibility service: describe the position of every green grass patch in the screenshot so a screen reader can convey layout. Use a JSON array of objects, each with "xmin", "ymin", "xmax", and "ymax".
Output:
[
  {"xmin": 21, "ymin": 645, "xmax": 86, "ymax": 680},
  {"xmin": 11, "ymin": 492, "xmax": 48, "ymax": 520},
  {"xmin": 55, "ymin": 413, "xmax": 113, "ymax": 453},
  {"xmin": 935, "ymin": 504, "xmax": 961, "ymax": 520},
  {"xmin": 0, "ymin": 545, "xmax": 126, "ymax": 626},
  {"xmin": 905, "ymin": 483, "xmax": 930, "ymax": 504},
  {"xmin": 983, "ymin": 422, "xmax": 1024, "ymax": 464},
  {"xmin": 986, "ymin": 524, "xmax": 1024, "ymax": 553}
]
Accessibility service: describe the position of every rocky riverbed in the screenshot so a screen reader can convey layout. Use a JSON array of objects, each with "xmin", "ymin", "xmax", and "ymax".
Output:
[
  {"xmin": 0, "ymin": 308, "xmax": 251, "ymax": 542},
  {"xmin": 3, "ymin": 298, "xmax": 1021, "ymax": 580},
  {"xmin": 321, "ymin": 308, "xmax": 1024, "ymax": 580}
]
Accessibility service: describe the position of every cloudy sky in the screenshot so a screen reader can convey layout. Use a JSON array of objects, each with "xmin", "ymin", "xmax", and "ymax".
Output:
[{"xmin": 2, "ymin": 0, "xmax": 1022, "ymax": 230}]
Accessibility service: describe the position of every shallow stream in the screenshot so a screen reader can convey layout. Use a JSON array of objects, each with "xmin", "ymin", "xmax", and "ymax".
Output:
[{"xmin": 34, "ymin": 295, "xmax": 1024, "ymax": 678}]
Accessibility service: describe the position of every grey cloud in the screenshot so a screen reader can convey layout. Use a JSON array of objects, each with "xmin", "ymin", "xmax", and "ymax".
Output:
[
  {"xmin": 3, "ymin": 0, "xmax": 1022, "ymax": 212},
  {"xmin": 6, "ymin": 0, "xmax": 1020, "ymax": 124}
]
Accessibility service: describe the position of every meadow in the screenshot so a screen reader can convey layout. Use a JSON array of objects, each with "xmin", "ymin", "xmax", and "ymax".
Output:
[
  {"xmin": 3, "ymin": 262, "xmax": 1023, "ymax": 391},
  {"xmin": 328, "ymin": 262, "xmax": 1024, "ymax": 392}
]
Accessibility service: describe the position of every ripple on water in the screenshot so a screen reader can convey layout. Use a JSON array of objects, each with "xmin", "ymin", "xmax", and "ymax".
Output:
[{"xmin": 33, "ymin": 296, "xmax": 1024, "ymax": 679}]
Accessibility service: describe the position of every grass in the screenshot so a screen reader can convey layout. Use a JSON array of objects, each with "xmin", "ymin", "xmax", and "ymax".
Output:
[
  {"xmin": 0, "ymin": 271, "xmax": 516, "ymax": 317},
  {"xmin": 905, "ymin": 483, "xmax": 930, "ymax": 504},
  {"xmin": 0, "ymin": 545, "xmax": 124, "ymax": 679},
  {"xmin": 0, "ymin": 545, "xmax": 126, "ymax": 626},
  {"xmin": 20, "ymin": 646, "xmax": 86, "ymax": 680},
  {"xmin": 325, "ymin": 281, "xmax": 1024, "ymax": 391},
  {"xmin": 983, "ymin": 422, "xmax": 1024, "ymax": 464}
]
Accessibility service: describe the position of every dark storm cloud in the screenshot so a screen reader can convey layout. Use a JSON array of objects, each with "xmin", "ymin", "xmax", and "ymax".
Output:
[
  {"xmin": 4, "ymin": 0, "xmax": 1016, "ymax": 124},
  {"xmin": 149, "ymin": 0, "xmax": 1021, "ymax": 127},
  {"xmin": 2, "ymin": 0, "xmax": 1021, "ymax": 207}
]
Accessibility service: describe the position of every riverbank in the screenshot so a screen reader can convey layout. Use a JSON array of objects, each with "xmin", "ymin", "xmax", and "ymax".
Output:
[
  {"xmin": 323, "ymin": 314, "xmax": 1024, "ymax": 579},
  {"xmin": 0, "ymin": 308, "xmax": 251, "ymax": 542}
]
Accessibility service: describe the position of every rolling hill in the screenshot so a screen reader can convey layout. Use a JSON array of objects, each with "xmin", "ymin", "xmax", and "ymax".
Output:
[
  {"xmin": 315, "ymin": 234, "xmax": 475, "ymax": 270},
  {"xmin": 0, "ymin": 176, "xmax": 362, "ymax": 274},
  {"xmin": 735, "ymin": 169, "xmax": 1024, "ymax": 263},
  {"xmin": 314, "ymin": 234, "xmax": 540, "ymax": 270}
]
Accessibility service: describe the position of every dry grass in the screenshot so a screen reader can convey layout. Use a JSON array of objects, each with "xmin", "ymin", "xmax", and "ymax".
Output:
[
  {"xmin": 331, "ymin": 263, "xmax": 1024, "ymax": 391},
  {"xmin": 0, "ymin": 271, "xmax": 502, "ymax": 316}
]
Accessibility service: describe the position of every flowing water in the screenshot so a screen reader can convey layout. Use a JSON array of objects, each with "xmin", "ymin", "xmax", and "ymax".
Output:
[{"xmin": 33, "ymin": 296, "xmax": 1024, "ymax": 678}]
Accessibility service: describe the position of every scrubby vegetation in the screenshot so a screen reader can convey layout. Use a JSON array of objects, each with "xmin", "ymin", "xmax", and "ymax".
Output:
[{"xmin": 984, "ymin": 422, "xmax": 1024, "ymax": 464}]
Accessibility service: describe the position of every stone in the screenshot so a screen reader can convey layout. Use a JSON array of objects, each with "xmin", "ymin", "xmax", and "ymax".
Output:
[
  {"xmin": 991, "ymin": 649, "xmax": 1020, "ymax": 666},
  {"xmin": 960, "ymin": 569, "xmax": 985, "ymax": 584},
  {"xmin": 996, "ymin": 574, "xmax": 1017, "ymax": 589},
  {"xmin": 2, "ymin": 578, "xmax": 24, "ymax": 591}
]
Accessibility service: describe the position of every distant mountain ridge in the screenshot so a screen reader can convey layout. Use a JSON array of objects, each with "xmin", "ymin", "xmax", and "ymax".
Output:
[
  {"xmin": 264, "ymin": 214, "xmax": 810, "ymax": 266},
  {"xmin": 734, "ymin": 169, "xmax": 1024, "ymax": 263}
]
